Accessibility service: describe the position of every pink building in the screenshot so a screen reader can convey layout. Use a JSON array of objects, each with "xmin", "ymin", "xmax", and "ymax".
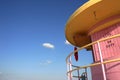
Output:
[
  {"xmin": 90, "ymin": 17, "xmax": 120, "ymax": 80},
  {"xmin": 65, "ymin": 0, "xmax": 120, "ymax": 80}
]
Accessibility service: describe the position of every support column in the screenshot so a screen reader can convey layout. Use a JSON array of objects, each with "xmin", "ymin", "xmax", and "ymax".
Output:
[{"xmin": 97, "ymin": 41, "xmax": 106, "ymax": 80}]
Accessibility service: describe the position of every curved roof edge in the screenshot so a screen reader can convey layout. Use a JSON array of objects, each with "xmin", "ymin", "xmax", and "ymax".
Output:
[{"xmin": 65, "ymin": 0, "xmax": 120, "ymax": 48}]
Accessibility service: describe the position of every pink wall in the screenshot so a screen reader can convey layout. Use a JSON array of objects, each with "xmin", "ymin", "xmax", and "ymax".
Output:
[
  {"xmin": 91, "ymin": 65, "xmax": 104, "ymax": 80},
  {"xmin": 91, "ymin": 54, "xmax": 120, "ymax": 80},
  {"xmin": 105, "ymin": 54, "xmax": 120, "ymax": 80},
  {"xmin": 91, "ymin": 22, "xmax": 120, "ymax": 80},
  {"xmin": 91, "ymin": 23, "xmax": 120, "ymax": 61}
]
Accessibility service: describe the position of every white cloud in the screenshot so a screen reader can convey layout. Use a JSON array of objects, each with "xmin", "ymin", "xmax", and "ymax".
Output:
[
  {"xmin": 65, "ymin": 40, "xmax": 71, "ymax": 45},
  {"xmin": 42, "ymin": 43, "xmax": 54, "ymax": 49},
  {"xmin": 46, "ymin": 60, "xmax": 52, "ymax": 64},
  {"xmin": 40, "ymin": 60, "xmax": 52, "ymax": 65}
]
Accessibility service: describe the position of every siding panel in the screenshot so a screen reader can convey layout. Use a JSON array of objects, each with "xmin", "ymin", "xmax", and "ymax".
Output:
[{"xmin": 91, "ymin": 23, "xmax": 120, "ymax": 80}]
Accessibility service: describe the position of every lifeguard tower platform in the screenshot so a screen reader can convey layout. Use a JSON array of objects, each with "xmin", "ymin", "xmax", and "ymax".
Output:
[{"xmin": 65, "ymin": 0, "xmax": 120, "ymax": 80}]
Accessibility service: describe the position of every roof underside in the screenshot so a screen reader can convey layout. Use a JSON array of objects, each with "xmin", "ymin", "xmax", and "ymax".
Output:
[{"xmin": 65, "ymin": 0, "xmax": 120, "ymax": 48}]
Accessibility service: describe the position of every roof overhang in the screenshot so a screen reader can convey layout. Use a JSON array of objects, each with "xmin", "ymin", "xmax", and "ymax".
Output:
[{"xmin": 65, "ymin": 0, "xmax": 120, "ymax": 48}]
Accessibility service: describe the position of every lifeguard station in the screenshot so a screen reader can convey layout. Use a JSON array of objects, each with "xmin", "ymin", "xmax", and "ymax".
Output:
[{"xmin": 65, "ymin": 0, "xmax": 120, "ymax": 80}]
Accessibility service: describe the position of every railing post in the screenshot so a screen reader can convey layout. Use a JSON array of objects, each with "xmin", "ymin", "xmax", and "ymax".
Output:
[
  {"xmin": 69, "ymin": 56, "xmax": 72, "ymax": 80},
  {"xmin": 67, "ymin": 56, "xmax": 72, "ymax": 80},
  {"xmin": 77, "ymin": 69, "xmax": 80, "ymax": 80},
  {"xmin": 66, "ymin": 34, "xmax": 120, "ymax": 80},
  {"xmin": 67, "ymin": 62, "xmax": 70, "ymax": 80},
  {"xmin": 97, "ymin": 41, "xmax": 107, "ymax": 80},
  {"xmin": 85, "ymin": 68, "xmax": 88, "ymax": 80}
]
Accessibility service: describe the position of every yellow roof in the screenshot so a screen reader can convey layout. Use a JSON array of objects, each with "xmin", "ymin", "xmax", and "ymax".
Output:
[{"xmin": 65, "ymin": 0, "xmax": 120, "ymax": 48}]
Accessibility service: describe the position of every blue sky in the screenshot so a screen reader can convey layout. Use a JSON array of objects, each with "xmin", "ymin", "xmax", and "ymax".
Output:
[{"xmin": 0, "ymin": 0, "xmax": 93, "ymax": 80}]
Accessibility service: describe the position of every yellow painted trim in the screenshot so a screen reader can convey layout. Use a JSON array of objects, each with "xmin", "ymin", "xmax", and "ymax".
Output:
[
  {"xmin": 67, "ymin": 0, "xmax": 101, "ymax": 24},
  {"xmin": 67, "ymin": 58, "xmax": 120, "ymax": 73},
  {"xmin": 66, "ymin": 34, "xmax": 120, "ymax": 63},
  {"xmin": 88, "ymin": 17, "xmax": 120, "ymax": 35},
  {"xmin": 66, "ymin": 34, "xmax": 120, "ymax": 75},
  {"xmin": 65, "ymin": 0, "xmax": 120, "ymax": 47}
]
